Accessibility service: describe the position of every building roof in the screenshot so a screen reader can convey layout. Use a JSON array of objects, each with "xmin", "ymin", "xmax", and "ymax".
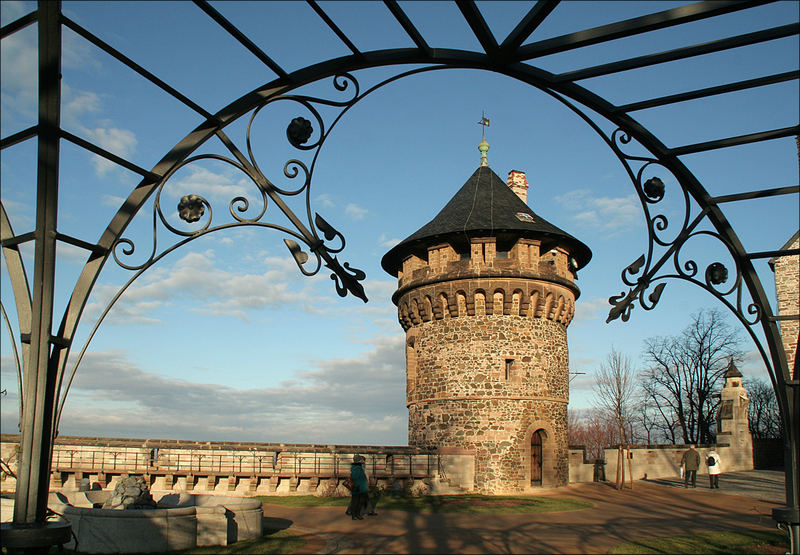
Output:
[
  {"xmin": 724, "ymin": 359, "xmax": 743, "ymax": 379},
  {"xmin": 381, "ymin": 166, "xmax": 592, "ymax": 276}
]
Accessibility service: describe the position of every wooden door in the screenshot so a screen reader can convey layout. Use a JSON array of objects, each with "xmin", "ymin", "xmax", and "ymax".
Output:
[{"xmin": 530, "ymin": 430, "xmax": 543, "ymax": 486}]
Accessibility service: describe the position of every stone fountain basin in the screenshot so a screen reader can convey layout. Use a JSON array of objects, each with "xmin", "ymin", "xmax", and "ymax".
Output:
[{"xmin": 48, "ymin": 491, "xmax": 262, "ymax": 554}]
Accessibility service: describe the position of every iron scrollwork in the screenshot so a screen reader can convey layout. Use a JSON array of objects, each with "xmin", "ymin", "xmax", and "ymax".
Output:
[
  {"xmin": 606, "ymin": 128, "xmax": 760, "ymax": 328},
  {"xmin": 110, "ymin": 73, "xmax": 368, "ymax": 302}
]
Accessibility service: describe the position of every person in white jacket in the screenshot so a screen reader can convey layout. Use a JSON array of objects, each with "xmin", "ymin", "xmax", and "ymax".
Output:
[{"xmin": 706, "ymin": 450, "xmax": 722, "ymax": 488}]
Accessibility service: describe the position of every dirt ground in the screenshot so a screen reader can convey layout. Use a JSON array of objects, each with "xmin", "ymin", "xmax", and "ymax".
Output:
[{"xmin": 262, "ymin": 471, "xmax": 789, "ymax": 554}]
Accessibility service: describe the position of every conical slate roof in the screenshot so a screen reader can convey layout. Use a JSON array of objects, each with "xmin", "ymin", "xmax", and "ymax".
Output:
[
  {"xmin": 724, "ymin": 359, "xmax": 743, "ymax": 379},
  {"xmin": 381, "ymin": 166, "xmax": 592, "ymax": 276}
]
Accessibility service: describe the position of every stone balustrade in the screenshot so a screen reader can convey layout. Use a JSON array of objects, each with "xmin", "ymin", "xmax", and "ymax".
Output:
[{"xmin": 0, "ymin": 434, "xmax": 474, "ymax": 496}]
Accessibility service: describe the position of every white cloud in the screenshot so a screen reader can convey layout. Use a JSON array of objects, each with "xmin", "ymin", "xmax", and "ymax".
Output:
[
  {"xmin": 345, "ymin": 203, "xmax": 367, "ymax": 220},
  {"xmin": 361, "ymin": 280, "xmax": 397, "ymax": 302},
  {"xmin": 56, "ymin": 242, "xmax": 90, "ymax": 264},
  {"xmin": 60, "ymin": 84, "xmax": 140, "ymax": 178},
  {"xmin": 2, "ymin": 337, "xmax": 408, "ymax": 444},
  {"xmin": 0, "ymin": 24, "xmax": 37, "ymax": 125},
  {"xmin": 1, "ymin": 198, "xmax": 34, "ymax": 229},
  {"xmin": 85, "ymin": 126, "xmax": 138, "ymax": 176},
  {"xmin": 378, "ymin": 233, "xmax": 401, "ymax": 248},
  {"xmin": 62, "ymin": 86, "xmax": 102, "ymax": 127},
  {"xmin": 555, "ymin": 189, "xmax": 640, "ymax": 235},
  {"xmin": 0, "ymin": 1, "xmax": 31, "ymax": 25},
  {"xmin": 740, "ymin": 349, "xmax": 770, "ymax": 380},
  {"xmin": 84, "ymin": 250, "xmax": 307, "ymax": 325},
  {"xmin": 571, "ymin": 296, "xmax": 611, "ymax": 325},
  {"xmin": 101, "ymin": 194, "xmax": 126, "ymax": 207},
  {"xmin": 62, "ymin": 27, "xmax": 103, "ymax": 72},
  {"xmin": 314, "ymin": 193, "xmax": 335, "ymax": 208},
  {"xmin": 0, "ymin": 14, "xmax": 103, "ymax": 132},
  {"xmin": 2, "ymin": 53, "xmax": 137, "ymax": 178},
  {"xmin": 166, "ymin": 165, "xmax": 251, "ymax": 201}
]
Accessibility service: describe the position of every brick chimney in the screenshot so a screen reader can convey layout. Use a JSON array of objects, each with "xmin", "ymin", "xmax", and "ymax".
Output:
[{"xmin": 507, "ymin": 170, "xmax": 529, "ymax": 204}]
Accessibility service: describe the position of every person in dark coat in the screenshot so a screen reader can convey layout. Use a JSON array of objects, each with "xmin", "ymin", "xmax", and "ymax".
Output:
[
  {"xmin": 681, "ymin": 445, "xmax": 701, "ymax": 488},
  {"xmin": 348, "ymin": 454, "xmax": 369, "ymax": 520}
]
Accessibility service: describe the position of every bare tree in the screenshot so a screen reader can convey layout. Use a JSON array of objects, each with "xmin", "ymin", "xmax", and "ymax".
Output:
[
  {"xmin": 632, "ymin": 391, "xmax": 665, "ymax": 445},
  {"xmin": 642, "ymin": 309, "xmax": 743, "ymax": 444},
  {"xmin": 640, "ymin": 377, "xmax": 680, "ymax": 444},
  {"xmin": 568, "ymin": 409, "xmax": 586, "ymax": 446},
  {"xmin": 592, "ymin": 348, "xmax": 640, "ymax": 489},
  {"xmin": 747, "ymin": 377, "xmax": 783, "ymax": 439},
  {"xmin": 568, "ymin": 408, "xmax": 619, "ymax": 460},
  {"xmin": 592, "ymin": 348, "xmax": 638, "ymax": 445}
]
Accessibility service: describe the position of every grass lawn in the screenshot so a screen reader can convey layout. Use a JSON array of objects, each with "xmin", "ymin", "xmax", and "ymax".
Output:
[
  {"xmin": 257, "ymin": 493, "xmax": 592, "ymax": 513},
  {"xmin": 609, "ymin": 529, "xmax": 789, "ymax": 554}
]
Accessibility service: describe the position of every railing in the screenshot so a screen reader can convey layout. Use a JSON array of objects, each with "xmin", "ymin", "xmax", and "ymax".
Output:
[{"xmin": 50, "ymin": 447, "xmax": 439, "ymax": 480}]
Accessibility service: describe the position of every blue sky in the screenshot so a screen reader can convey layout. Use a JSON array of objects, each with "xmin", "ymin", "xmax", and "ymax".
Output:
[{"xmin": 1, "ymin": 1, "xmax": 798, "ymax": 445}]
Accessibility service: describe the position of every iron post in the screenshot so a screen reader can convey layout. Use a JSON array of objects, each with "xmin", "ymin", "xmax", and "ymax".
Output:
[
  {"xmin": 2, "ymin": 2, "xmax": 73, "ymax": 552},
  {"xmin": 13, "ymin": 0, "xmax": 62, "ymax": 525}
]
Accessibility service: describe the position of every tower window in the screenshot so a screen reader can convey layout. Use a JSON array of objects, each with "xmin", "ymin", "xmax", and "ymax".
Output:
[{"xmin": 505, "ymin": 359, "xmax": 514, "ymax": 380}]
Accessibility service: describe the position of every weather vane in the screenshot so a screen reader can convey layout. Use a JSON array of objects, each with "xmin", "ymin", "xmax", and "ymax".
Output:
[
  {"xmin": 478, "ymin": 111, "xmax": 490, "ymax": 140},
  {"xmin": 478, "ymin": 111, "xmax": 490, "ymax": 166}
]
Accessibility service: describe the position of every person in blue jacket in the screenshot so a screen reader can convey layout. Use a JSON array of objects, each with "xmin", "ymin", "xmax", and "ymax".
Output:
[{"xmin": 348, "ymin": 454, "xmax": 369, "ymax": 520}]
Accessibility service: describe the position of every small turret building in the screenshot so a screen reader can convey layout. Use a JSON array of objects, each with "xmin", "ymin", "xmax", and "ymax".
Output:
[
  {"xmin": 381, "ymin": 142, "xmax": 591, "ymax": 492},
  {"xmin": 716, "ymin": 360, "xmax": 754, "ymax": 469}
]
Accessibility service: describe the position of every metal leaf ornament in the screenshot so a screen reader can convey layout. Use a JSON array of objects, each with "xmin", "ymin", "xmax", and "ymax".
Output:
[
  {"xmin": 315, "ymin": 213, "xmax": 339, "ymax": 241},
  {"xmin": 284, "ymin": 239, "xmax": 309, "ymax": 266},
  {"xmin": 648, "ymin": 283, "xmax": 666, "ymax": 305},
  {"xmin": 626, "ymin": 254, "xmax": 646, "ymax": 276},
  {"xmin": 326, "ymin": 256, "xmax": 368, "ymax": 302},
  {"xmin": 607, "ymin": 290, "xmax": 636, "ymax": 323}
]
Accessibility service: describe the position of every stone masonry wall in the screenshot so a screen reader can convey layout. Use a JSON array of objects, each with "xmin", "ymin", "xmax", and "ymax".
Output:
[
  {"xmin": 773, "ymin": 234, "xmax": 799, "ymax": 376},
  {"xmin": 404, "ymin": 310, "xmax": 571, "ymax": 493},
  {"xmin": 409, "ymin": 399, "xmax": 568, "ymax": 493},
  {"xmin": 407, "ymin": 315, "xmax": 570, "ymax": 404}
]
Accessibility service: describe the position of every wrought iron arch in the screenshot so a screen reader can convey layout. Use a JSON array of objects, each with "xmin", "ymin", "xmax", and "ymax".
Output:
[{"xmin": 1, "ymin": 0, "xmax": 797, "ymax": 549}]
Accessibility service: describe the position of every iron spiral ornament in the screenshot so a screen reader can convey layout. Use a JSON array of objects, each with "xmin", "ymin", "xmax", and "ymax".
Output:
[
  {"xmin": 606, "ymin": 128, "xmax": 761, "ymax": 328},
  {"xmin": 110, "ymin": 73, "xmax": 367, "ymax": 302}
]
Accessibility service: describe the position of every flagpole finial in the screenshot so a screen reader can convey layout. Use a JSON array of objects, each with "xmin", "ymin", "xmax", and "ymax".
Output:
[{"xmin": 478, "ymin": 112, "xmax": 490, "ymax": 167}]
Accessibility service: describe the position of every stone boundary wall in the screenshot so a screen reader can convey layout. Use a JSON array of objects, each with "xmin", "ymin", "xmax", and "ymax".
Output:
[
  {"xmin": 0, "ymin": 435, "xmax": 473, "ymax": 496},
  {"xmin": 568, "ymin": 448, "xmax": 598, "ymax": 483},
  {"xmin": 1, "ymin": 436, "xmax": 755, "ymax": 495},
  {"xmin": 569, "ymin": 443, "xmax": 755, "ymax": 483}
]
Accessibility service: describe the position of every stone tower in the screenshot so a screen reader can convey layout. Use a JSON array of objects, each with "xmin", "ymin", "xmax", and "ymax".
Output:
[
  {"xmin": 381, "ymin": 149, "xmax": 591, "ymax": 493},
  {"xmin": 716, "ymin": 360, "xmax": 753, "ymax": 469}
]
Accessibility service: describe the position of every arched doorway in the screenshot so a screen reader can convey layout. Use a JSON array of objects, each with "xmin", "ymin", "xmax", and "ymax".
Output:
[{"xmin": 530, "ymin": 430, "xmax": 543, "ymax": 486}]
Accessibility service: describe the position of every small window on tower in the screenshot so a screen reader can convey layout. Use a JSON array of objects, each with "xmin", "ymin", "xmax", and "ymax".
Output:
[{"xmin": 505, "ymin": 359, "xmax": 514, "ymax": 380}]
